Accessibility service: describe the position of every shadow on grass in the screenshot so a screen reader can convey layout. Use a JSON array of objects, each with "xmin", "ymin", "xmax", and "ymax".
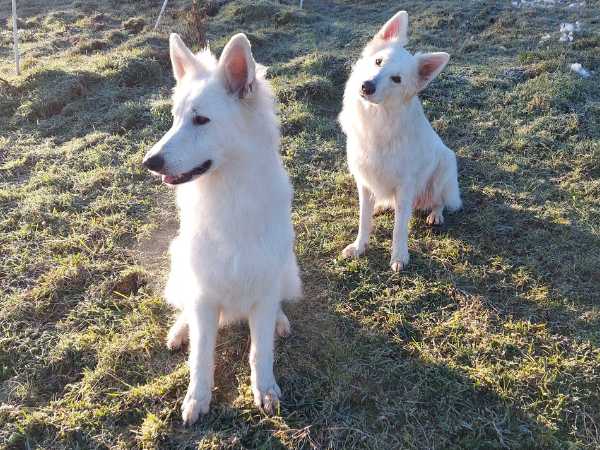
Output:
[
  {"xmin": 360, "ymin": 158, "xmax": 600, "ymax": 341},
  {"xmin": 127, "ymin": 278, "xmax": 557, "ymax": 449}
]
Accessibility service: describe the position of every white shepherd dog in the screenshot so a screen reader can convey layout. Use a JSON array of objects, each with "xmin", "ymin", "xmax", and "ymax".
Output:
[
  {"xmin": 339, "ymin": 11, "xmax": 462, "ymax": 272},
  {"xmin": 142, "ymin": 33, "xmax": 302, "ymax": 425}
]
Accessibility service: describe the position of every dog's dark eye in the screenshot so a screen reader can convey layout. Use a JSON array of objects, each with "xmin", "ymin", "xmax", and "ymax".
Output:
[
  {"xmin": 391, "ymin": 75, "xmax": 402, "ymax": 84},
  {"xmin": 192, "ymin": 115, "xmax": 210, "ymax": 126},
  {"xmin": 375, "ymin": 58, "xmax": 383, "ymax": 66}
]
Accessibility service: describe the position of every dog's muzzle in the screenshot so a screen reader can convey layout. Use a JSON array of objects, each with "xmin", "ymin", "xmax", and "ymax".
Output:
[
  {"xmin": 142, "ymin": 153, "xmax": 213, "ymax": 186},
  {"xmin": 162, "ymin": 160, "xmax": 213, "ymax": 185},
  {"xmin": 361, "ymin": 80, "xmax": 376, "ymax": 97},
  {"xmin": 142, "ymin": 154, "xmax": 165, "ymax": 173}
]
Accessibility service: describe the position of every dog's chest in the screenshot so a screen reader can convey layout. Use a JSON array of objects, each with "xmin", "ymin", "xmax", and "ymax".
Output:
[
  {"xmin": 175, "ymin": 184, "xmax": 293, "ymax": 297},
  {"xmin": 347, "ymin": 138, "xmax": 410, "ymax": 198}
]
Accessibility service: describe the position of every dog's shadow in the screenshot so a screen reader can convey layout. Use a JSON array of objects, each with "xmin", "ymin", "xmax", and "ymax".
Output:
[{"xmin": 363, "ymin": 159, "xmax": 599, "ymax": 339}]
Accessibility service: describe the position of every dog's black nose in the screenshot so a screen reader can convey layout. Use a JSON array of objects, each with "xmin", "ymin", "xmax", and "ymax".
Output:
[
  {"xmin": 142, "ymin": 154, "xmax": 165, "ymax": 172},
  {"xmin": 361, "ymin": 80, "xmax": 376, "ymax": 96}
]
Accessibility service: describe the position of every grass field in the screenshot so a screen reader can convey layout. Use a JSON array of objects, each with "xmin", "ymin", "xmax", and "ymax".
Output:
[{"xmin": 1, "ymin": 0, "xmax": 600, "ymax": 448}]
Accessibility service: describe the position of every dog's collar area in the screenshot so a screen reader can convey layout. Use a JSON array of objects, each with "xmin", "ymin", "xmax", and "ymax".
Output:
[{"xmin": 162, "ymin": 160, "xmax": 213, "ymax": 185}]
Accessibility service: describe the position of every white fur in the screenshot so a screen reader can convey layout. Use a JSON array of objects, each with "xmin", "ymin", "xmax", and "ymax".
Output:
[
  {"xmin": 339, "ymin": 11, "xmax": 461, "ymax": 271},
  {"xmin": 143, "ymin": 33, "xmax": 301, "ymax": 425}
]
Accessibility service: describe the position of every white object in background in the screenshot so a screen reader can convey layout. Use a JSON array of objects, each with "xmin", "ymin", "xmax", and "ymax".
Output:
[
  {"xmin": 154, "ymin": 0, "xmax": 169, "ymax": 30},
  {"xmin": 300, "ymin": 0, "xmax": 304, "ymax": 8},
  {"xmin": 515, "ymin": 0, "xmax": 556, "ymax": 7},
  {"xmin": 12, "ymin": 0, "xmax": 20, "ymax": 75},
  {"xmin": 560, "ymin": 22, "xmax": 582, "ymax": 33},
  {"xmin": 560, "ymin": 31, "xmax": 573, "ymax": 41},
  {"xmin": 570, "ymin": 63, "xmax": 591, "ymax": 78},
  {"xmin": 559, "ymin": 22, "xmax": 580, "ymax": 42}
]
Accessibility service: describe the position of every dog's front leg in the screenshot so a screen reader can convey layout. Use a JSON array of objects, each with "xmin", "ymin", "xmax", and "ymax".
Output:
[
  {"xmin": 390, "ymin": 185, "xmax": 415, "ymax": 272},
  {"xmin": 342, "ymin": 182, "xmax": 375, "ymax": 258},
  {"xmin": 181, "ymin": 303, "xmax": 218, "ymax": 425},
  {"xmin": 249, "ymin": 299, "xmax": 280, "ymax": 414}
]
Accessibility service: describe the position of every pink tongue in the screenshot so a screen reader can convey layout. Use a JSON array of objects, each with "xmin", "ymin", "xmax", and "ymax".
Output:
[{"xmin": 162, "ymin": 175, "xmax": 177, "ymax": 184}]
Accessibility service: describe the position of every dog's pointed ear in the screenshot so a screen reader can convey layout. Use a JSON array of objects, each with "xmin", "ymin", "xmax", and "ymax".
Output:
[
  {"xmin": 218, "ymin": 33, "xmax": 256, "ymax": 98},
  {"xmin": 375, "ymin": 11, "xmax": 409, "ymax": 44},
  {"xmin": 170, "ymin": 33, "xmax": 201, "ymax": 82},
  {"xmin": 415, "ymin": 52, "xmax": 449, "ymax": 92}
]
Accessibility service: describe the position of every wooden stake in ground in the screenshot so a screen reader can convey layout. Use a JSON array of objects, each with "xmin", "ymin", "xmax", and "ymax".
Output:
[
  {"xmin": 12, "ymin": 0, "xmax": 20, "ymax": 75},
  {"xmin": 154, "ymin": 0, "xmax": 169, "ymax": 30}
]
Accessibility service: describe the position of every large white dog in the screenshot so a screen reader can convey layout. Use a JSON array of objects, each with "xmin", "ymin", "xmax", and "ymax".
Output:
[
  {"xmin": 339, "ymin": 11, "xmax": 461, "ymax": 271},
  {"xmin": 142, "ymin": 33, "xmax": 302, "ymax": 425}
]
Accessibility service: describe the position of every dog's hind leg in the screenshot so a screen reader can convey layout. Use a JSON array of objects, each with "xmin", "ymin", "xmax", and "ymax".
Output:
[
  {"xmin": 426, "ymin": 206, "xmax": 445, "ymax": 226},
  {"xmin": 281, "ymin": 254, "xmax": 302, "ymax": 301},
  {"xmin": 441, "ymin": 149, "xmax": 462, "ymax": 212},
  {"xmin": 276, "ymin": 256, "xmax": 300, "ymax": 339},
  {"xmin": 167, "ymin": 313, "xmax": 189, "ymax": 350},
  {"xmin": 275, "ymin": 308, "xmax": 291, "ymax": 338},
  {"xmin": 443, "ymin": 173, "xmax": 462, "ymax": 213},
  {"xmin": 426, "ymin": 148, "xmax": 461, "ymax": 226},
  {"xmin": 420, "ymin": 179, "xmax": 445, "ymax": 226}
]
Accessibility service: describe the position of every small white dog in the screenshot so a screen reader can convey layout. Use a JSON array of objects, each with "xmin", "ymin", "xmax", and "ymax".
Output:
[
  {"xmin": 339, "ymin": 11, "xmax": 461, "ymax": 271},
  {"xmin": 142, "ymin": 33, "xmax": 302, "ymax": 425}
]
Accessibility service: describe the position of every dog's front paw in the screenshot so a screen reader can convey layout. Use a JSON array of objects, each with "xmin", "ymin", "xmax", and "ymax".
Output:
[
  {"xmin": 390, "ymin": 252, "xmax": 409, "ymax": 272},
  {"xmin": 181, "ymin": 387, "xmax": 211, "ymax": 426},
  {"xmin": 342, "ymin": 241, "xmax": 366, "ymax": 258},
  {"xmin": 252, "ymin": 382, "xmax": 281, "ymax": 415}
]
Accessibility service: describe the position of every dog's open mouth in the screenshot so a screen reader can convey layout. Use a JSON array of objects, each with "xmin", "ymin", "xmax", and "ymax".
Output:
[
  {"xmin": 162, "ymin": 160, "xmax": 212, "ymax": 185},
  {"xmin": 360, "ymin": 93, "xmax": 377, "ymax": 103}
]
